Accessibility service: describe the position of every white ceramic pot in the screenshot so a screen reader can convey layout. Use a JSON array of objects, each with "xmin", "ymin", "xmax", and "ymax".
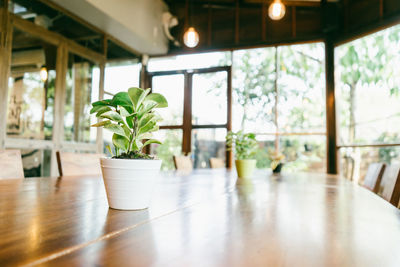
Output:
[{"xmin": 100, "ymin": 158, "xmax": 162, "ymax": 210}]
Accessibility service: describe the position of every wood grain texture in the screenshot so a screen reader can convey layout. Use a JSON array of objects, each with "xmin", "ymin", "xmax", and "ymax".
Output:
[
  {"xmin": 56, "ymin": 151, "xmax": 104, "ymax": 176},
  {"xmin": 0, "ymin": 150, "xmax": 24, "ymax": 179},
  {"xmin": 1, "ymin": 170, "xmax": 400, "ymax": 267},
  {"xmin": 42, "ymin": 171, "xmax": 400, "ymax": 267},
  {"xmin": 379, "ymin": 164, "xmax": 400, "ymax": 206},
  {"xmin": 0, "ymin": 169, "xmax": 237, "ymax": 266},
  {"xmin": 363, "ymin": 162, "xmax": 386, "ymax": 193}
]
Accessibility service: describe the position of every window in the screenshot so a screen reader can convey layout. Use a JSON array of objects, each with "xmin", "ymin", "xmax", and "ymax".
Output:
[
  {"xmin": 148, "ymin": 52, "xmax": 231, "ymax": 72},
  {"xmin": 7, "ymin": 28, "xmax": 57, "ymax": 141},
  {"xmin": 148, "ymin": 53, "xmax": 231, "ymax": 170},
  {"xmin": 64, "ymin": 53, "xmax": 99, "ymax": 143},
  {"xmin": 102, "ymin": 61, "xmax": 141, "ymax": 153},
  {"xmin": 233, "ymin": 43, "xmax": 326, "ymax": 172},
  {"xmin": 335, "ymin": 24, "xmax": 400, "ymax": 182}
]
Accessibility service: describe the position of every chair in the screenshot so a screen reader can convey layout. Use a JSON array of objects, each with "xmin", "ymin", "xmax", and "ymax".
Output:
[
  {"xmin": 173, "ymin": 155, "xmax": 193, "ymax": 171},
  {"xmin": 378, "ymin": 164, "xmax": 400, "ymax": 206},
  {"xmin": 56, "ymin": 151, "xmax": 104, "ymax": 177},
  {"xmin": 363, "ymin": 163, "xmax": 386, "ymax": 193},
  {"xmin": 0, "ymin": 150, "xmax": 24, "ymax": 179},
  {"xmin": 209, "ymin": 157, "xmax": 225, "ymax": 169}
]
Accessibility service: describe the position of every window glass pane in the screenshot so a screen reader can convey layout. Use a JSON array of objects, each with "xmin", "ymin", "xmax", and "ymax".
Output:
[
  {"xmin": 64, "ymin": 54, "xmax": 99, "ymax": 143},
  {"xmin": 335, "ymin": 25, "xmax": 400, "ymax": 145},
  {"xmin": 7, "ymin": 27, "xmax": 57, "ymax": 140},
  {"xmin": 148, "ymin": 51, "xmax": 231, "ymax": 72},
  {"xmin": 102, "ymin": 62, "xmax": 141, "ymax": 148},
  {"xmin": 151, "ymin": 130, "xmax": 183, "ymax": 171},
  {"xmin": 279, "ymin": 135, "xmax": 326, "ymax": 173},
  {"xmin": 104, "ymin": 61, "xmax": 140, "ymax": 96},
  {"xmin": 192, "ymin": 71, "xmax": 227, "ymax": 125},
  {"xmin": 152, "ymin": 75, "xmax": 184, "ymax": 126},
  {"xmin": 192, "ymin": 128, "xmax": 226, "ymax": 169},
  {"xmin": 232, "ymin": 48, "xmax": 276, "ymax": 133},
  {"xmin": 278, "ymin": 43, "xmax": 326, "ymax": 133},
  {"xmin": 339, "ymin": 146, "xmax": 400, "ymax": 183}
]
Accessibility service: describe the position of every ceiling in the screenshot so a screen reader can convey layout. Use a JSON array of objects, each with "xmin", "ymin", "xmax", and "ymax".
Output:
[
  {"xmin": 163, "ymin": 0, "xmax": 400, "ymax": 55},
  {"xmin": 8, "ymin": 0, "xmax": 400, "ymax": 59}
]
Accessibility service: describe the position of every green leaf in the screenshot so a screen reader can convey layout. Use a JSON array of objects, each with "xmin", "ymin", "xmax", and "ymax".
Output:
[
  {"xmin": 111, "ymin": 92, "xmax": 132, "ymax": 107},
  {"xmin": 137, "ymin": 102, "xmax": 158, "ymax": 119},
  {"xmin": 138, "ymin": 132, "xmax": 153, "ymax": 140},
  {"xmin": 144, "ymin": 93, "xmax": 168, "ymax": 108},
  {"xmin": 104, "ymin": 123, "xmax": 127, "ymax": 138},
  {"xmin": 90, "ymin": 105, "xmax": 107, "ymax": 114},
  {"xmin": 128, "ymin": 87, "xmax": 150, "ymax": 111},
  {"xmin": 100, "ymin": 111, "xmax": 123, "ymax": 123},
  {"xmin": 143, "ymin": 139, "xmax": 162, "ymax": 147},
  {"xmin": 92, "ymin": 99, "xmax": 114, "ymax": 107},
  {"xmin": 126, "ymin": 115, "xmax": 134, "ymax": 128},
  {"xmin": 131, "ymin": 139, "xmax": 143, "ymax": 152},
  {"xmin": 112, "ymin": 134, "xmax": 129, "ymax": 151},
  {"xmin": 138, "ymin": 120, "xmax": 156, "ymax": 136},
  {"xmin": 95, "ymin": 106, "xmax": 112, "ymax": 117},
  {"xmin": 121, "ymin": 124, "xmax": 131, "ymax": 138},
  {"xmin": 91, "ymin": 120, "xmax": 111, "ymax": 127},
  {"xmin": 119, "ymin": 105, "xmax": 134, "ymax": 117},
  {"xmin": 128, "ymin": 87, "xmax": 144, "ymax": 110},
  {"xmin": 139, "ymin": 113, "xmax": 156, "ymax": 128}
]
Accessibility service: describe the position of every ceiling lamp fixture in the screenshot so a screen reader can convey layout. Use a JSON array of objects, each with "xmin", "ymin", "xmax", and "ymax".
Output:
[
  {"xmin": 268, "ymin": 0, "xmax": 286, "ymax": 21},
  {"xmin": 183, "ymin": 0, "xmax": 199, "ymax": 48},
  {"xmin": 40, "ymin": 66, "xmax": 48, "ymax": 82},
  {"xmin": 183, "ymin": 27, "xmax": 199, "ymax": 48}
]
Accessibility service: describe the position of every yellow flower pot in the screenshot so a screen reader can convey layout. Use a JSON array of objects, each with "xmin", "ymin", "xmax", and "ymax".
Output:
[{"xmin": 235, "ymin": 159, "xmax": 256, "ymax": 178}]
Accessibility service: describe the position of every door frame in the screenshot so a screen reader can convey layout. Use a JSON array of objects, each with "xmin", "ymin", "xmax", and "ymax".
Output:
[{"xmin": 147, "ymin": 66, "xmax": 232, "ymax": 168}]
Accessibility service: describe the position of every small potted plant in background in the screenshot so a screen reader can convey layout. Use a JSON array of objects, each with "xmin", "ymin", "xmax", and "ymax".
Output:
[
  {"xmin": 91, "ymin": 87, "xmax": 168, "ymax": 210},
  {"xmin": 268, "ymin": 149, "xmax": 285, "ymax": 174},
  {"xmin": 226, "ymin": 131, "xmax": 258, "ymax": 178}
]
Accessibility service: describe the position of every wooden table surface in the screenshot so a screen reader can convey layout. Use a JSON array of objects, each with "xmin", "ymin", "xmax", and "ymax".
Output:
[{"xmin": 1, "ymin": 170, "xmax": 400, "ymax": 267}]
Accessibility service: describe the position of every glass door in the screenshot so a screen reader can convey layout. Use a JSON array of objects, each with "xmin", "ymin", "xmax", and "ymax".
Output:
[
  {"xmin": 149, "ymin": 66, "xmax": 232, "ymax": 170},
  {"xmin": 191, "ymin": 69, "xmax": 230, "ymax": 168}
]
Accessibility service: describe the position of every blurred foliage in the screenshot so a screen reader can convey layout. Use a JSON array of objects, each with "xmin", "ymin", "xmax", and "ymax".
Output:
[
  {"xmin": 376, "ymin": 132, "xmax": 400, "ymax": 164},
  {"xmin": 233, "ymin": 44, "xmax": 326, "ymax": 171},
  {"xmin": 226, "ymin": 131, "xmax": 258, "ymax": 160},
  {"xmin": 155, "ymin": 130, "xmax": 182, "ymax": 171}
]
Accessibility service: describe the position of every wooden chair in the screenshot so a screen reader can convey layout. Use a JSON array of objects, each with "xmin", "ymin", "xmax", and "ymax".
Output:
[
  {"xmin": 173, "ymin": 155, "xmax": 193, "ymax": 171},
  {"xmin": 209, "ymin": 157, "xmax": 225, "ymax": 169},
  {"xmin": 56, "ymin": 151, "xmax": 104, "ymax": 177},
  {"xmin": 0, "ymin": 150, "xmax": 24, "ymax": 179},
  {"xmin": 378, "ymin": 164, "xmax": 400, "ymax": 206},
  {"xmin": 363, "ymin": 163, "xmax": 386, "ymax": 193}
]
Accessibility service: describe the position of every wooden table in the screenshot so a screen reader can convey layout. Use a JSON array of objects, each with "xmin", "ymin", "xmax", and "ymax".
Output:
[{"xmin": 1, "ymin": 170, "xmax": 400, "ymax": 267}]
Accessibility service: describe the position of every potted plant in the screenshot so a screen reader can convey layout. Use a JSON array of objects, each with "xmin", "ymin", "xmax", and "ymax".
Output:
[
  {"xmin": 268, "ymin": 149, "xmax": 285, "ymax": 173},
  {"xmin": 90, "ymin": 87, "xmax": 168, "ymax": 210},
  {"xmin": 226, "ymin": 131, "xmax": 258, "ymax": 178}
]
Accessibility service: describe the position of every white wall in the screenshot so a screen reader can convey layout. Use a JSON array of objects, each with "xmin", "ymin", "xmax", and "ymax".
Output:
[{"xmin": 50, "ymin": 0, "xmax": 169, "ymax": 55}]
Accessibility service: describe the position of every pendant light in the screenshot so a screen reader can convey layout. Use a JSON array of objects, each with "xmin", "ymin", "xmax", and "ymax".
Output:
[
  {"xmin": 268, "ymin": 0, "xmax": 286, "ymax": 21},
  {"xmin": 40, "ymin": 66, "xmax": 48, "ymax": 82},
  {"xmin": 183, "ymin": 0, "xmax": 199, "ymax": 48},
  {"xmin": 183, "ymin": 27, "xmax": 199, "ymax": 48}
]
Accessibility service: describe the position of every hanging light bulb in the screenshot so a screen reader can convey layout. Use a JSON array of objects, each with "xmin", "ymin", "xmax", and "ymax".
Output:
[
  {"xmin": 40, "ymin": 66, "xmax": 48, "ymax": 82},
  {"xmin": 268, "ymin": 0, "xmax": 286, "ymax": 21},
  {"xmin": 183, "ymin": 27, "xmax": 199, "ymax": 48}
]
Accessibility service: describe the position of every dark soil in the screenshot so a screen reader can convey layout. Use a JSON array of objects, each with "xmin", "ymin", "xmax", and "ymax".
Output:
[{"xmin": 113, "ymin": 152, "xmax": 154, "ymax": 160}]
